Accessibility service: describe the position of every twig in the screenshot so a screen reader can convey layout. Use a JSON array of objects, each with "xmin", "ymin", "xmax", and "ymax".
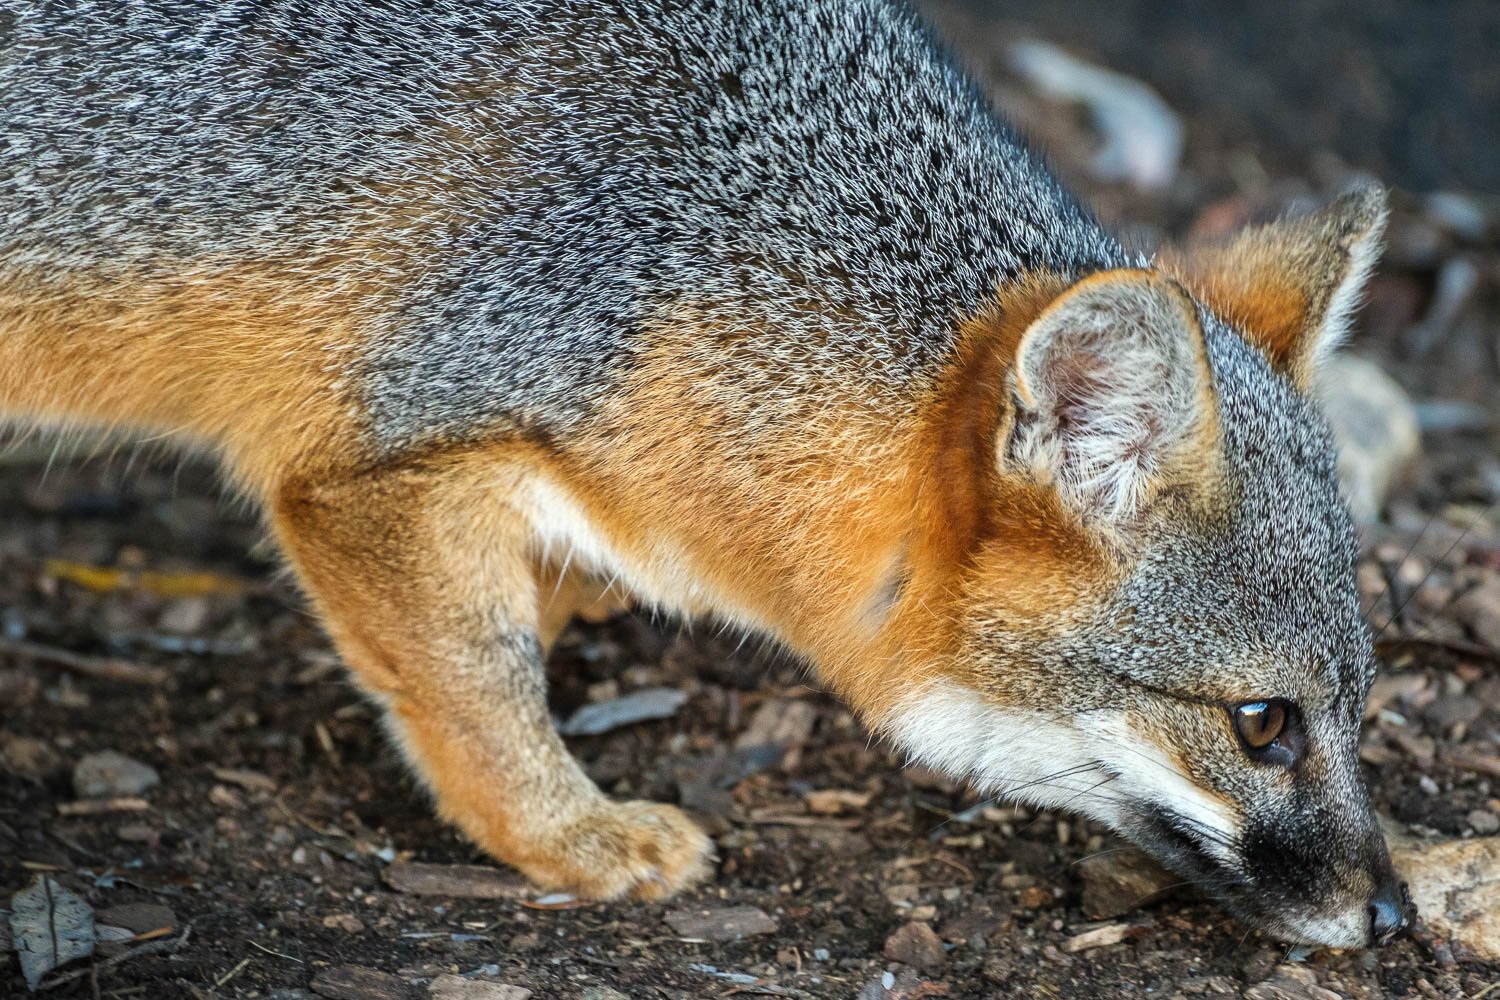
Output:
[
  {"xmin": 213, "ymin": 957, "xmax": 252, "ymax": 989},
  {"xmin": 39, "ymin": 926, "xmax": 191, "ymax": 991},
  {"xmin": 1375, "ymin": 636, "xmax": 1500, "ymax": 666},
  {"xmin": 246, "ymin": 938, "xmax": 303, "ymax": 964},
  {"xmin": 0, "ymin": 638, "xmax": 167, "ymax": 685},
  {"xmin": 56, "ymin": 797, "xmax": 149, "ymax": 817}
]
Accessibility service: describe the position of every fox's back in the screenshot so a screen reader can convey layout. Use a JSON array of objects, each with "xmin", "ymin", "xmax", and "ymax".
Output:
[{"xmin": 0, "ymin": 0, "xmax": 1120, "ymax": 448}]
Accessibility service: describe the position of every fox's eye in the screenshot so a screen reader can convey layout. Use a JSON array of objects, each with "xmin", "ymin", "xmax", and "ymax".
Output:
[
  {"xmin": 1234, "ymin": 701, "xmax": 1285, "ymax": 748},
  {"xmin": 1230, "ymin": 700, "xmax": 1301, "ymax": 766}
]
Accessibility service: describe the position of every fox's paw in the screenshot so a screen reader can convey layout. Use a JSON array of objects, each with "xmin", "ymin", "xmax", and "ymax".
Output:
[{"xmin": 533, "ymin": 800, "xmax": 714, "ymax": 901}]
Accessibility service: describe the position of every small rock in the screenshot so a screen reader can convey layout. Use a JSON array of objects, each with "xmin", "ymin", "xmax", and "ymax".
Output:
[
  {"xmin": 427, "ymin": 975, "xmax": 532, "ymax": 1000},
  {"xmin": 858, "ymin": 967, "xmax": 928, "ymax": 1000},
  {"xmin": 1077, "ymin": 847, "xmax": 1178, "ymax": 919},
  {"xmin": 1317, "ymin": 354, "xmax": 1419, "ymax": 524},
  {"xmin": 1425, "ymin": 694, "xmax": 1482, "ymax": 729},
  {"xmin": 0, "ymin": 731, "xmax": 62, "ymax": 783},
  {"xmin": 736, "ymin": 698, "xmax": 817, "ymax": 750},
  {"xmin": 1419, "ymin": 774, "xmax": 1441, "ymax": 796},
  {"xmin": 157, "ymin": 596, "xmax": 211, "ymax": 634},
  {"xmin": 310, "ymin": 966, "xmax": 411, "ymax": 1000},
  {"xmin": 1468, "ymin": 810, "xmax": 1500, "ymax": 835},
  {"xmin": 1392, "ymin": 836, "xmax": 1500, "ymax": 960},
  {"xmin": 1457, "ymin": 580, "xmax": 1500, "ymax": 650},
  {"xmin": 381, "ymin": 863, "xmax": 529, "ymax": 900},
  {"xmin": 1017, "ymin": 885, "xmax": 1052, "ymax": 909},
  {"xmin": 558, "ymin": 687, "xmax": 689, "ymax": 736},
  {"xmin": 114, "ymin": 823, "xmax": 158, "ymax": 845},
  {"xmin": 321, "ymin": 912, "xmax": 366, "ymax": 933},
  {"xmin": 72, "ymin": 750, "xmax": 160, "ymax": 798},
  {"xmin": 1368, "ymin": 671, "xmax": 1422, "ymax": 719},
  {"xmin": 883, "ymin": 921, "xmax": 946, "ymax": 969},
  {"xmin": 1062, "ymin": 922, "xmax": 1130, "ymax": 952},
  {"xmin": 665, "ymin": 905, "xmax": 778, "ymax": 942},
  {"xmin": 209, "ymin": 784, "xmax": 245, "ymax": 810}
]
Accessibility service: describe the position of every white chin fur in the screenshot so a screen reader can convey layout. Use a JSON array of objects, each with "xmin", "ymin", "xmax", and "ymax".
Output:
[
  {"xmin": 882, "ymin": 680, "xmax": 1124, "ymax": 827},
  {"xmin": 883, "ymin": 680, "xmax": 1241, "ymax": 860},
  {"xmin": 1274, "ymin": 907, "xmax": 1369, "ymax": 949}
]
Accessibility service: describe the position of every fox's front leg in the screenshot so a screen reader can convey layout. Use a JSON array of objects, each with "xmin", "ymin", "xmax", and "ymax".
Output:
[{"xmin": 269, "ymin": 455, "xmax": 711, "ymax": 899}]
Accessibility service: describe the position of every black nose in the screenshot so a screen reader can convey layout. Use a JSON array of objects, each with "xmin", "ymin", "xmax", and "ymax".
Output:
[{"xmin": 1368, "ymin": 879, "xmax": 1412, "ymax": 946}]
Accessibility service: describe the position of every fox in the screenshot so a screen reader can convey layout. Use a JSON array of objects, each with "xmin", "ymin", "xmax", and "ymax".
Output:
[{"xmin": 0, "ymin": 0, "xmax": 1413, "ymax": 949}]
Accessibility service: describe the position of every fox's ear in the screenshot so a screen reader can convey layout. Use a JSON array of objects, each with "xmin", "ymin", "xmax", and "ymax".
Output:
[
  {"xmin": 1160, "ymin": 183, "xmax": 1387, "ymax": 388},
  {"xmin": 1001, "ymin": 269, "xmax": 1218, "ymax": 526}
]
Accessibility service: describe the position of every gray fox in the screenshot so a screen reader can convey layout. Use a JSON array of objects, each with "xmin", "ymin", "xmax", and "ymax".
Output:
[{"xmin": 0, "ymin": 0, "xmax": 1411, "ymax": 947}]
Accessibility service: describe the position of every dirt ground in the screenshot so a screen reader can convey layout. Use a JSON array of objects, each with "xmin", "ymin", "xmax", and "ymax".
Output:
[{"xmin": 5, "ymin": 4, "xmax": 1500, "ymax": 999}]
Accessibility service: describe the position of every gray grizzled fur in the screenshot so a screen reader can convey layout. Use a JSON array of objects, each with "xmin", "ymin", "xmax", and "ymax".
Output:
[{"xmin": 0, "ymin": 0, "xmax": 1127, "ymax": 448}]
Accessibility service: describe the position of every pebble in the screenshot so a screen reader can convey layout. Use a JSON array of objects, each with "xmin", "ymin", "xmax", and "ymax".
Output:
[
  {"xmin": 1457, "ymin": 580, "xmax": 1500, "ymax": 649},
  {"xmin": 1419, "ymin": 774, "xmax": 1441, "ymax": 796},
  {"xmin": 882, "ymin": 921, "xmax": 947, "ymax": 969},
  {"xmin": 858, "ymin": 967, "xmax": 928, "ymax": 1000},
  {"xmin": 1017, "ymin": 885, "xmax": 1052, "ymax": 909},
  {"xmin": 114, "ymin": 823, "xmax": 157, "ymax": 844},
  {"xmin": 72, "ymin": 750, "xmax": 160, "ymax": 798},
  {"xmin": 736, "ymin": 698, "xmax": 817, "ymax": 750},
  {"xmin": 0, "ymin": 732, "xmax": 62, "ymax": 783},
  {"xmin": 665, "ymin": 905, "xmax": 778, "ymax": 942},
  {"xmin": 1468, "ymin": 809, "xmax": 1500, "ymax": 835},
  {"xmin": 1425, "ymin": 693, "xmax": 1482, "ymax": 729},
  {"xmin": 1077, "ymin": 848, "xmax": 1178, "ymax": 919},
  {"xmin": 321, "ymin": 913, "xmax": 366, "ymax": 933}
]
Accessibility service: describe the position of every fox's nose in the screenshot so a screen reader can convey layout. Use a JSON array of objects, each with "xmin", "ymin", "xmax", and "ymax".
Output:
[{"xmin": 1368, "ymin": 879, "xmax": 1412, "ymax": 946}]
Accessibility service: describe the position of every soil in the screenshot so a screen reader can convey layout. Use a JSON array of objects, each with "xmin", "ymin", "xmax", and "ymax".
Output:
[{"xmin": 4, "ymin": 4, "xmax": 1500, "ymax": 998}]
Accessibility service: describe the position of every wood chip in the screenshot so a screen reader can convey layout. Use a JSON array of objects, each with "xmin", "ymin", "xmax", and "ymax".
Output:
[
  {"xmin": 665, "ymin": 905, "xmax": 778, "ymax": 942},
  {"xmin": 805, "ymin": 788, "xmax": 873, "ymax": 815},
  {"xmin": 211, "ymin": 767, "xmax": 278, "ymax": 793},
  {"xmin": 310, "ymin": 965, "xmax": 413, "ymax": 1000},
  {"xmin": 428, "ymin": 975, "xmax": 532, "ymax": 1000},
  {"xmin": 56, "ymin": 796, "xmax": 149, "ymax": 816},
  {"xmin": 1063, "ymin": 922, "xmax": 1130, "ymax": 952},
  {"xmin": 0, "ymin": 637, "xmax": 168, "ymax": 685},
  {"xmin": 1442, "ymin": 747, "xmax": 1500, "ymax": 780},
  {"xmin": 381, "ymin": 862, "xmax": 530, "ymax": 900}
]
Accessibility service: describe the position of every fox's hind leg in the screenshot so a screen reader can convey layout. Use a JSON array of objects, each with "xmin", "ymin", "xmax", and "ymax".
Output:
[{"xmin": 271, "ymin": 449, "xmax": 711, "ymax": 899}]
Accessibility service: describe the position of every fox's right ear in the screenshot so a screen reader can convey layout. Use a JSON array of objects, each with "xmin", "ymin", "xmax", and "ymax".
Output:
[{"xmin": 999, "ymin": 269, "xmax": 1220, "ymax": 527}]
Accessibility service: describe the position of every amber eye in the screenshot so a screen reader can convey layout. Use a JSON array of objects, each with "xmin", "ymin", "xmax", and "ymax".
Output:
[{"xmin": 1233, "ymin": 701, "xmax": 1288, "ymax": 750}]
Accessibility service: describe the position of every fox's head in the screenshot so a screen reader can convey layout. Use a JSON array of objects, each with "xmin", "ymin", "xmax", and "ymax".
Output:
[{"xmin": 885, "ymin": 185, "xmax": 1410, "ymax": 948}]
